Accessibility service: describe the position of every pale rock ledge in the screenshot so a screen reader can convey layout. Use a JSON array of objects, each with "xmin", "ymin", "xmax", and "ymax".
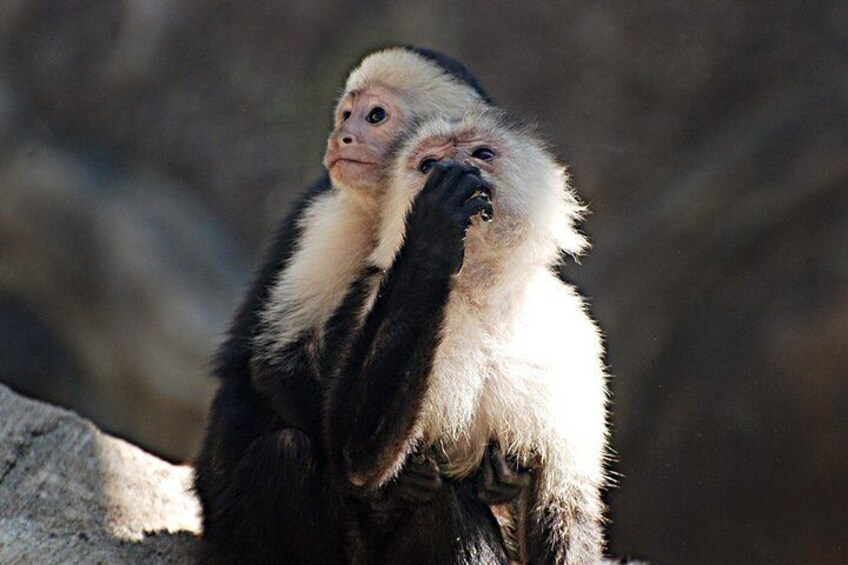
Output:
[
  {"xmin": 0, "ymin": 384, "xmax": 645, "ymax": 565},
  {"xmin": 0, "ymin": 384, "xmax": 200, "ymax": 564}
]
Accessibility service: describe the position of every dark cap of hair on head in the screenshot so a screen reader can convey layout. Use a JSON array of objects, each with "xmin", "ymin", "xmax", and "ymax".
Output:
[{"xmin": 402, "ymin": 45, "xmax": 494, "ymax": 105}]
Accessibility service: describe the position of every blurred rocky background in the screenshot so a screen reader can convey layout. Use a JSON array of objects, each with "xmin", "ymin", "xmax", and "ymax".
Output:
[{"xmin": 0, "ymin": 1, "xmax": 844, "ymax": 563}]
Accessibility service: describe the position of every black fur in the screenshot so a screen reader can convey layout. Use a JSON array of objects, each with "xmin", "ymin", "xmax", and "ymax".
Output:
[
  {"xmin": 211, "ymin": 173, "xmax": 332, "ymax": 393},
  {"xmin": 197, "ymin": 426, "xmax": 346, "ymax": 565},
  {"xmin": 404, "ymin": 45, "xmax": 495, "ymax": 105},
  {"xmin": 359, "ymin": 477, "xmax": 509, "ymax": 564},
  {"xmin": 196, "ymin": 228, "xmax": 510, "ymax": 563},
  {"xmin": 525, "ymin": 476, "xmax": 560, "ymax": 565},
  {"xmin": 194, "ymin": 175, "xmax": 342, "ymax": 563}
]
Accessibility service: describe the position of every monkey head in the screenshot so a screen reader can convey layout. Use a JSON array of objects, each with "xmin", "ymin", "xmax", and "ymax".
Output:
[
  {"xmin": 371, "ymin": 107, "xmax": 589, "ymax": 273},
  {"xmin": 324, "ymin": 48, "xmax": 487, "ymax": 199}
]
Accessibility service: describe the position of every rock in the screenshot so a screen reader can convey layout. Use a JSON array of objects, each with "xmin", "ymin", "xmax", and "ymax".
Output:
[
  {"xmin": 0, "ymin": 385, "xmax": 654, "ymax": 563},
  {"xmin": 0, "ymin": 384, "xmax": 200, "ymax": 564}
]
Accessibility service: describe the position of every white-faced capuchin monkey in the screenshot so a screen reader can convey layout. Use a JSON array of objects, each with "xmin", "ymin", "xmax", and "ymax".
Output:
[
  {"xmin": 324, "ymin": 106, "xmax": 608, "ymax": 564},
  {"xmin": 194, "ymin": 47, "xmax": 523, "ymax": 565}
]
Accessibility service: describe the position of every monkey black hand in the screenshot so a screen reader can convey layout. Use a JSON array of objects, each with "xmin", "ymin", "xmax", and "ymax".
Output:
[
  {"xmin": 387, "ymin": 448, "xmax": 443, "ymax": 504},
  {"xmin": 475, "ymin": 443, "xmax": 531, "ymax": 505},
  {"xmin": 405, "ymin": 162, "xmax": 493, "ymax": 275}
]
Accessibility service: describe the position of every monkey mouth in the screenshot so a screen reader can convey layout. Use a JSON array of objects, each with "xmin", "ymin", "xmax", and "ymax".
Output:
[{"xmin": 326, "ymin": 156, "xmax": 377, "ymax": 169}]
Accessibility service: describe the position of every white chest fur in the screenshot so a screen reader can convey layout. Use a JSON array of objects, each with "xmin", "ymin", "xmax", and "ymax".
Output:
[
  {"xmin": 257, "ymin": 190, "xmax": 376, "ymax": 357},
  {"xmin": 418, "ymin": 266, "xmax": 607, "ymax": 480}
]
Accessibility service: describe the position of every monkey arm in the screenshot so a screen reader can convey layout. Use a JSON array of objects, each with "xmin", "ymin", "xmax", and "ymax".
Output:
[
  {"xmin": 323, "ymin": 240, "xmax": 454, "ymax": 492},
  {"xmin": 249, "ymin": 340, "xmax": 326, "ymax": 441},
  {"xmin": 324, "ymin": 163, "xmax": 493, "ymax": 493},
  {"xmin": 249, "ymin": 264, "xmax": 387, "ymax": 447}
]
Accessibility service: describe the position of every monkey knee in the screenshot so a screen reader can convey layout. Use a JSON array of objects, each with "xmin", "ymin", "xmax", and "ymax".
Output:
[
  {"xmin": 276, "ymin": 427, "xmax": 317, "ymax": 469},
  {"xmin": 274, "ymin": 427, "xmax": 312, "ymax": 456},
  {"xmin": 242, "ymin": 428, "xmax": 317, "ymax": 479},
  {"xmin": 205, "ymin": 429, "xmax": 327, "ymax": 531}
]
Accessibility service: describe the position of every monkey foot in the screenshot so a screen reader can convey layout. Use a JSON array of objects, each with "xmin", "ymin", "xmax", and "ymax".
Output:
[
  {"xmin": 390, "ymin": 449, "xmax": 443, "ymax": 504},
  {"xmin": 476, "ymin": 443, "xmax": 531, "ymax": 505}
]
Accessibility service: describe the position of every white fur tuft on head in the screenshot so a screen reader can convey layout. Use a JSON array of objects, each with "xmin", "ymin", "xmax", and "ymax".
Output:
[{"xmin": 342, "ymin": 48, "xmax": 484, "ymax": 122}]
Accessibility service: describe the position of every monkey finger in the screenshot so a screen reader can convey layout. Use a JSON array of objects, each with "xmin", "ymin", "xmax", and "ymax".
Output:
[
  {"xmin": 479, "ymin": 450, "xmax": 495, "ymax": 486},
  {"xmin": 500, "ymin": 467, "xmax": 531, "ymax": 489},
  {"xmin": 477, "ymin": 483, "xmax": 525, "ymax": 505},
  {"xmin": 477, "ymin": 464, "xmax": 523, "ymax": 505},
  {"xmin": 490, "ymin": 444, "xmax": 510, "ymax": 477},
  {"xmin": 394, "ymin": 472, "xmax": 442, "ymax": 503},
  {"xmin": 462, "ymin": 198, "xmax": 495, "ymax": 225},
  {"xmin": 435, "ymin": 162, "xmax": 469, "ymax": 196},
  {"xmin": 405, "ymin": 451, "xmax": 441, "ymax": 479},
  {"xmin": 397, "ymin": 454, "xmax": 440, "ymax": 480},
  {"xmin": 449, "ymin": 173, "xmax": 489, "ymax": 205},
  {"xmin": 476, "ymin": 443, "xmax": 531, "ymax": 504},
  {"xmin": 492, "ymin": 448, "xmax": 531, "ymax": 489},
  {"xmin": 421, "ymin": 162, "xmax": 457, "ymax": 197},
  {"xmin": 409, "ymin": 449, "xmax": 428, "ymax": 466},
  {"xmin": 437, "ymin": 166, "xmax": 483, "ymax": 205}
]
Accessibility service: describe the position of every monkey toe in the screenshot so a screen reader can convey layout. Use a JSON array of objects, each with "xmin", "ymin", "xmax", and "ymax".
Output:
[
  {"xmin": 476, "ymin": 476, "xmax": 527, "ymax": 505},
  {"xmin": 392, "ymin": 468, "xmax": 442, "ymax": 503},
  {"xmin": 390, "ymin": 450, "xmax": 443, "ymax": 503},
  {"xmin": 476, "ymin": 444, "xmax": 531, "ymax": 505}
]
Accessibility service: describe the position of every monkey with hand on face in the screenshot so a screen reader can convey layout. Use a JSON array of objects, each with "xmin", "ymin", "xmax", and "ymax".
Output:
[
  {"xmin": 324, "ymin": 106, "xmax": 609, "ymax": 564},
  {"xmin": 195, "ymin": 48, "xmax": 525, "ymax": 565}
]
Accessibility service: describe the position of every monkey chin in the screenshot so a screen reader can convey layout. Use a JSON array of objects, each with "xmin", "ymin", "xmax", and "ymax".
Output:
[{"xmin": 328, "ymin": 161, "xmax": 383, "ymax": 195}]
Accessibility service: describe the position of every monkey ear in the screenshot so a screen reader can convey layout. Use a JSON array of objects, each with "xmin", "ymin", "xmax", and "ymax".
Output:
[
  {"xmin": 555, "ymin": 169, "xmax": 590, "ymax": 258},
  {"xmin": 495, "ymin": 144, "xmax": 587, "ymax": 263}
]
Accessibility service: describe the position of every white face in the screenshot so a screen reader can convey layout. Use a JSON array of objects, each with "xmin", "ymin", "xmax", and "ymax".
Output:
[{"xmin": 323, "ymin": 85, "xmax": 409, "ymax": 193}]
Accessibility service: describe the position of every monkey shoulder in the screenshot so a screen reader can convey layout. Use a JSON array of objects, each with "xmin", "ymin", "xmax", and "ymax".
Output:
[
  {"xmin": 213, "ymin": 175, "xmax": 333, "ymax": 384},
  {"xmin": 502, "ymin": 271, "xmax": 602, "ymax": 362},
  {"xmin": 254, "ymin": 186, "xmax": 377, "ymax": 358}
]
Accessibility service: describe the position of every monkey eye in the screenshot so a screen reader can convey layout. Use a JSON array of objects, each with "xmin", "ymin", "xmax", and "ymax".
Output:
[
  {"xmin": 418, "ymin": 158, "xmax": 439, "ymax": 175},
  {"xmin": 471, "ymin": 147, "xmax": 496, "ymax": 161},
  {"xmin": 366, "ymin": 106, "xmax": 387, "ymax": 124},
  {"xmin": 341, "ymin": 110, "xmax": 351, "ymax": 122}
]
